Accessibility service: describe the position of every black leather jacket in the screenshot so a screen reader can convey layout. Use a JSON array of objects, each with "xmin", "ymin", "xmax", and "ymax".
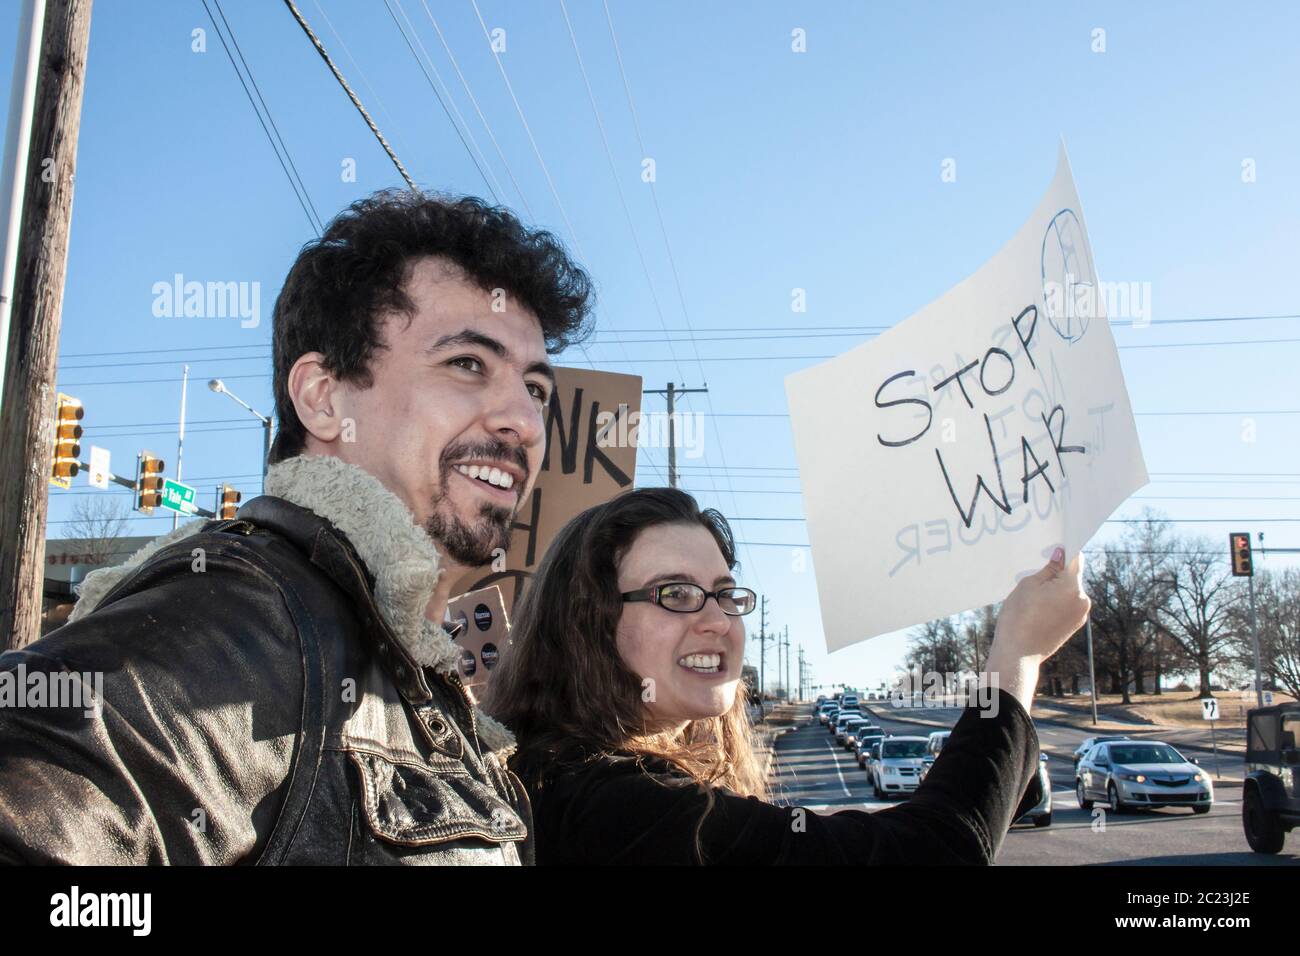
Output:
[{"xmin": 0, "ymin": 496, "xmax": 532, "ymax": 865}]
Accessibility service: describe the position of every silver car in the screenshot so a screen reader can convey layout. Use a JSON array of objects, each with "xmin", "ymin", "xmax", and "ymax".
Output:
[
  {"xmin": 856, "ymin": 733, "xmax": 885, "ymax": 768},
  {"xmin": 831, "ymin": 712, "xmax": 862, "ymax": 739},
  {"xmin": 1075, "ymin": 740, "xmax": 1213, "ymax": 814},
  {"xmin": 1014, "ymin": 755, "xmax": 1053, "ymax": 827},
  {"xmin": 922, "ymin": 730, "xmax": 951, "ymax": 772},
  {"xmin": 844, "ymin": 719, "xmax": 879, "ymax": 750},
  {"xmin": 1071, "ymin": 734, "xmax": 1131, "ymax": 768}
]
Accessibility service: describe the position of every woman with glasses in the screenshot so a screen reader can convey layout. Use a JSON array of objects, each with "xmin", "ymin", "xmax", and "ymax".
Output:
[{"xmin": 486, "ymin": 487, "xmax": 1089, "ymax": 864}]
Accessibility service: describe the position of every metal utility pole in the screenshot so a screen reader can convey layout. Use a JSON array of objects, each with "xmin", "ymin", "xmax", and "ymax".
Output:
[
  {"xmin": 209, "ymin": 378, "xmax": 272, "ymax": 493},
  {"xmin": 0, "ymin": 0, "xmax": 94, "ymax": 651},
  {"xmin": 172, "ymin": 365, "xmax": 189, "ymax": 530},
  {"xmin": 1085, "ymin": 615, "xmax": 1099, "ymax": 726},
  {"xmin": 0, "ymin": 0, "xmax": 46, "ymax": 396},
  {"xmin": 757, "ymin": 594, "xmax": 768, "ymax": 716},
  {"xmin": 783, "ymin": 625, "xmax": 791, "ymax": 701},
  {"xmin": 641, "ymin": 382, "xmax": 708, "ymax": 488},
  {"xmin": 1247, "ymin": 573, "xmax": 1263, "ymax": 709},
  {"xmin": 790, "ymin": 642, "xmax": 800, "ymax": 702},
  {"xmin": 1230, "ymin": 531, "xmax": 1265, "ymax": 709}
]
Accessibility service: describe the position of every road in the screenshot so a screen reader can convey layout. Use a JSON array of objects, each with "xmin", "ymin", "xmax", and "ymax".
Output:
[{"xmin": 768, "ymin": 704, "xmax": 1299, "ymax": 865}]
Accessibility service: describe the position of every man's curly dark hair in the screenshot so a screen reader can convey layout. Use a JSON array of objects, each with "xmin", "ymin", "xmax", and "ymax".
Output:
[{"xmin": 269, "ymin": 189, "xmax": 594, "ymax": 463}]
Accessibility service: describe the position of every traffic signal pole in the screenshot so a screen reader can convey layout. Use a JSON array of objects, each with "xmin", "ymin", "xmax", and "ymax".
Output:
[
  {"xmin": 1247, "ymin": 574, "xmax": 1262, "ymax": 710},
  {"xmin": 0, "ymin": 0, "xmax": 94, "ymax": 651},
  {"xmin": 1230, "ymin": 532, "xmax": 1264, "ymax": 709}
]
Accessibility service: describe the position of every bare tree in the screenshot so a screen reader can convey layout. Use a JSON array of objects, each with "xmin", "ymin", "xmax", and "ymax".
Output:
[
  {"xmin": 1086, "ymin": 544, "xmax": 1161, "ymax": 703},
  {"xmin": 905, "ymin": 616, "xmax": 965, "ymax": 696},
  {"xmin": 960, "ymin": 604, "xmax": 997, "ymax": 675},
  {"xmin": 64, "ymin": 495, "xmax": 130, "ymax": 566},
  {"xmin": 1154, "ymin": 536, "xmax": 1243, "ymax": 697},
  {"xmin": 1239, "ymin": 567, "xmax": 1300, "ymax": 699},
  {"xmin": 1040, "ymin": 623, "xmax": 1090, "ymax": 697}
]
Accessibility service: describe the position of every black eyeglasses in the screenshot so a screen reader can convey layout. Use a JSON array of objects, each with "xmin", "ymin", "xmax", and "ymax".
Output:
[{"xmin": 621, "ymin": 582, "xmax": 757, "ymax": 616}]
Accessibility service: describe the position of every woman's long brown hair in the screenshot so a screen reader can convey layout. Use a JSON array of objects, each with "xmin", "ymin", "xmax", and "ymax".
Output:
[{"xmin": 485, "ymin": 487, "xmax": 766, "ymax": 807}]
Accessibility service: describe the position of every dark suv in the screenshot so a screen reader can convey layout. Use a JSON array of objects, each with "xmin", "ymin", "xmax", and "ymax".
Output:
[{"xmin": 1243, "ymin": 702, "xmax": 1300, "ymax": 854}]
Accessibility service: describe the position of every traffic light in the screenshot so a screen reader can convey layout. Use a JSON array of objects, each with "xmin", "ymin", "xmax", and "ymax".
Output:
[
  {"xmin": 49, "ymin": 393, "xmax": 83, "ymax": 489},
  {"xmin": 136, "ymin": 451, "xmax": 165, "ymax": 513},
  {"xmin": 1229, "ymin": 532, "xmax": 1253, "ymax": 577},
  {"xmin": 217, "ymin": 483, "xmax": 241, "ymax": 520}
]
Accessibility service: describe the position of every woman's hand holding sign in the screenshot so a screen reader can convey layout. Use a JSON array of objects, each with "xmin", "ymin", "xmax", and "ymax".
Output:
[{"xmin": 983, "ymin": 547, "xmax": 1090, "ymax": 715}]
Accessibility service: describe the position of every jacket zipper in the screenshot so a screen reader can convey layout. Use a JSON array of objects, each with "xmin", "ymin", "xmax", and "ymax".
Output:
[{"xmin": 443, "ymin": 669, "xmax": 479, "ymax": 742}]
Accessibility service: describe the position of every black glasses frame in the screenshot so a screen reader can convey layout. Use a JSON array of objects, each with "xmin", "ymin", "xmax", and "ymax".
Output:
[{"xmin": 620, "ymin": 582, "xmax": 757, "ymax": 616}]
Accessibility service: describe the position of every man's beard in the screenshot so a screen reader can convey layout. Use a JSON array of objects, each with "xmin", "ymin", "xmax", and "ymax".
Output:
[{"xmin": 423, "ymin": 439, "xmax": 526, "ymax": 567}]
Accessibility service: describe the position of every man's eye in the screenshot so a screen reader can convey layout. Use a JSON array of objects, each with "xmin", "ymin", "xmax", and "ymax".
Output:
[
  {"xmin": 450, "ymin": 356, "xmax": 484, "ymax": 374},
  {"xmin": 527, "ymin": 383, "xmax": 550, "ymax": 403}
]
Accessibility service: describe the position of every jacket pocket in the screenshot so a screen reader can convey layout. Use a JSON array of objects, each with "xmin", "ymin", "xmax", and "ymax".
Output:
[{"xmin": 347, "ymin": 749, "xmax": 527, "ymax": 847}]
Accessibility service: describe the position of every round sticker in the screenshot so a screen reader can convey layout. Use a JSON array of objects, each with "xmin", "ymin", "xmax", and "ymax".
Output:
[
  {"xmin": 481, "ymin": 643, "xmax": 499, "ymax": 670},
  {"xmin": 458, "ymin": 648, "xmax": 477, "ymax": 677},
  {"xmin": 473, "ymin": 603, "xmax": 493, "ymax": 631}
]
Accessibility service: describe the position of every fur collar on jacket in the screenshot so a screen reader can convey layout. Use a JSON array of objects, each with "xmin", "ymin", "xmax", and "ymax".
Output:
[{"xmin": 68, "ymin": 454, "xmax": 514, "ymax": 755}]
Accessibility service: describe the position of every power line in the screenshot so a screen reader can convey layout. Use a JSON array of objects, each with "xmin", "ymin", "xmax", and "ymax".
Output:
[
  {"xmin": 201, "ymin": 0, "xmax": 321, "ymax": 234},
  {"xmin": 310, "ymin": 0, "xmax": 418, "ymax": 169},
  {"xmin": 210, "ymin": 0, "xmax": 324, "ymax": 233},
  {"xmin": 54, "ymin": 333, "xmax": 1300, "ymax": 374},
  {"xmin": 281, "ymin": 0, "xmax": 418, "ymax": 190},
  {"xmin": 602, "ymin": 0, "xmax": 761, "ymax": 592},
  {"xmin": 60, "ymin": 343, "xmax": 270, "ymax": 360},
  {"xmin": 720, "ymin": 516, "xmax": 1300, "ymax": 525},
  {"xmin": 59, "ymin": 372, "xmax": 270, "ymax": 387},
  {"xmin": 700, "ymin": 409, "xmax": 1300, "ymax": 418},
  {"xmin": 382, "ymin": 0, "xmax": 501, "ymax": 200},
  {"xmin": 731, "ymin": 539, "xmax": 1293, "ymax": 557},
  {"xmin": 50, "ymin": 312, "xmax": 1300, "ymax": 364},
  {"xmin": 469, "ymin": 0, "xmax": 579, "ymax": 248},
  {"xmin": 419, "ymin": 0, "xmax": 534, "ymax": 218},
  {"xmin": 559, "ymin": 0, "xmax": 686, "ymax": 387}
]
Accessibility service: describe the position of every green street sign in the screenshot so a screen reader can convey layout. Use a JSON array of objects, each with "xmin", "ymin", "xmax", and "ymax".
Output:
[{"xmin": 160, "ymin": 478, "xmax": 197, "ymax": 514}]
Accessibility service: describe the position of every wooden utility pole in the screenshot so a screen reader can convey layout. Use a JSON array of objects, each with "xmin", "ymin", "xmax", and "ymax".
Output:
[
  {"xmin": 0, "ymin": 0, "xmax": 94, "ymax": 650},
  {"xmin": 642, "ymin": 382, "xmax": 708, "ymax": 488}
]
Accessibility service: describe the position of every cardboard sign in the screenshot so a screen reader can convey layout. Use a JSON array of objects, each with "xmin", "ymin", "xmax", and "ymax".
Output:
[
  {"xmin": 446, "ymin": 584, "xmax": 511, "ymax": 693},
  {"xmin": 448, "ymin": 365, "xmax": 642, "ymax": 612},
  {"xmin": 785, "ymin": 146, "xmax": 1148, "ymax": 651}
]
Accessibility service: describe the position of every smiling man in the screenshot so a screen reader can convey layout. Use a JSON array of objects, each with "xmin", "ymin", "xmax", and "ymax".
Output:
[{"xmin": 0, "ymin": 190, "xmax": 592, "ymax": 865}]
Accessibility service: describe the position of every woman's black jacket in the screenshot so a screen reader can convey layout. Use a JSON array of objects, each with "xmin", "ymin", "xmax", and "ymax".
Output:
[{"xmin": 522, "ymin": 687, "xmax": 1044, "ymax": 864}]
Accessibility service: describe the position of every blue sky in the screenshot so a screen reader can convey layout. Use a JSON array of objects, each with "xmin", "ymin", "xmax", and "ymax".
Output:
[{"xmin": 5, "ymin": 1, "xmax": 1298, "ymax": 688}]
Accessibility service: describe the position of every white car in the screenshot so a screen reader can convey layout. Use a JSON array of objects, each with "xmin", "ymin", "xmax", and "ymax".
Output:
[{"xmin": 871, "ymin": 736, "xmax": 929, "ymax": 798}]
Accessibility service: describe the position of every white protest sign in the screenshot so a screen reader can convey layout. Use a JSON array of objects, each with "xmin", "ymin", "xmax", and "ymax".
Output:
[{"xmin": 785, "ymin": 145, "xmax": 1148, "ymax": 651}]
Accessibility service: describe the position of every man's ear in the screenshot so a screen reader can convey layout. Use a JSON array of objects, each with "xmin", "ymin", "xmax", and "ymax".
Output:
[{"xmin": 287, "ymin": 352, "xmax": 345, "ymax": 445}]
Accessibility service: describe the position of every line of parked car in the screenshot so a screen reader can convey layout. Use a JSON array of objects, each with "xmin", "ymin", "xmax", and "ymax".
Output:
[
  {"xmin": 815, "ymin": 693, "xmax": 1052, "ymax": 825},
  {"xmin": 814, "ymin": 695, "xmax": 1300, "ymax": 853}
]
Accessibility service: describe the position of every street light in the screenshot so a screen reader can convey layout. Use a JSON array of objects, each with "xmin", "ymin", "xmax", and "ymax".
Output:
[{"xmin": 209, "ymin": 378, "xmax": 272, "ymax": 493}]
